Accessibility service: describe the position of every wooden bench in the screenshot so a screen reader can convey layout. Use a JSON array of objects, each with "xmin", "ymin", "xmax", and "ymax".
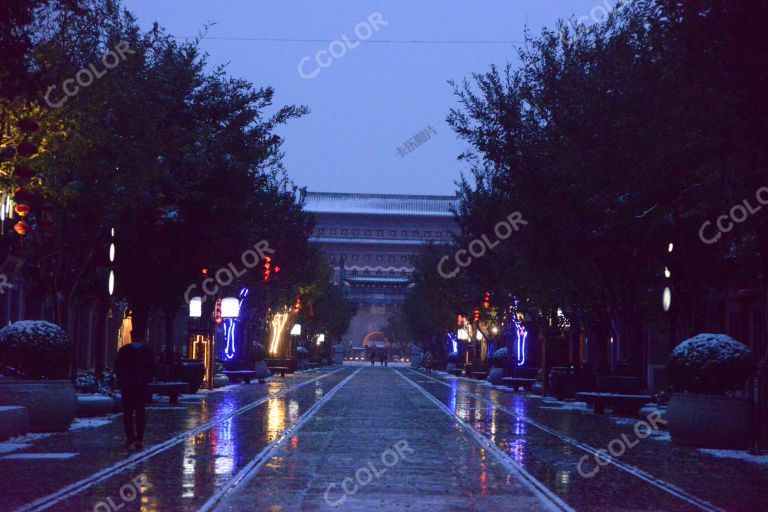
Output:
[
  {"xmin": 268, "ymin": 366, "xmax": 289, "ymax": 377},
  {"xmin": 471, "ymin": 371, "xmax": 489, "ymax": 380},
  {"xmin": 223, "ymin": 370, "xmax": 258, "ymax": 384},
  {"xmin": 575, "ymin": 392, "xmax": 652, "ymax": 415},
  {"xmin": 148, "ymin": 382, "xmax": 189, "ymax": 403},
  {"xmin": 447, "ymin": 368, "xmax": 464, "ymax": 377},
  {"xmin": 502, "ymin": 377, "xmax": 537, "ymax": 391}
]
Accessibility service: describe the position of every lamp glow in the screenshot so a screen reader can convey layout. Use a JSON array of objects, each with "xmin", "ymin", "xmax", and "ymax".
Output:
[
  {"xmin": 109, "ymin": 243, "xmax": 115, "ymax": 263},
  {"xmin": 221, "ymin": 297, "xmax": 239, "ymax": 318},
  {"xmin": 108, "ymin": 270, "xmax": 114, "ymax": 296},
  {"xmin": 475, "ymin": 330, "xmax": 483, "ymax": 341},
  {"xmin": 269, "ymin": 312, "xmax": 289, "ymax": 355},
  {"xmin": 290, "ymin": 324, "xmax": 302, "ymax": 336},
  {"xmin": 663, "ymin": 286, "xmax": 672, "ymax": 311},
  {"xmin": 491, "ymin": 326, "xmax": 498, "ymax": 335},
  {"xmin": 664, "ymin": 266, "xmax": 671, "ymax": 278},
  {"xmin": 668, "ymin": 242, "xmax": 674, "ymax": 253},
  {"xmin": 457, "ymin": 329, "xmax": 468, "ymax": 341},
  {"xmin": 189, "ymin": 297, "xmax": 202, "ymax": 318}
]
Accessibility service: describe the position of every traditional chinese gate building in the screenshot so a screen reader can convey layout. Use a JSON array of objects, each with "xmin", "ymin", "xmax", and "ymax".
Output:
[{"xmin": 304, "ymin": 192, "xmax": 458, "ymax": 353}]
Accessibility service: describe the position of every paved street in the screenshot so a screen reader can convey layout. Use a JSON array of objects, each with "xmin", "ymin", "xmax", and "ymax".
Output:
[{"xmin": 2, "ymin": 367, "xmax": 767, "ymax": 511}]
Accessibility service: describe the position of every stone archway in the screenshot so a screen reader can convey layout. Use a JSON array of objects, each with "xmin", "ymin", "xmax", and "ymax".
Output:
[{"xmin": 362, "ymin": 331, "xmax": 387, "ymax": 348}]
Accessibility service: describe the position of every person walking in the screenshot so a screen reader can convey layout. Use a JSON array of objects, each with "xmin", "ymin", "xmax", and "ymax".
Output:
[
  {"xmin": 369, "ymin": 349, "xmax": 376, "ymax": 367},
  {"xmin": 114, "ymin": 331, "xmax": 155, "ymax": 450},
  {"xmin": 422, "ymin": 351, "xmax": 433, "ymax": 374},
  {"xmin": 379, "ymin": 351, "xmax": 387, "ymax": 367}
]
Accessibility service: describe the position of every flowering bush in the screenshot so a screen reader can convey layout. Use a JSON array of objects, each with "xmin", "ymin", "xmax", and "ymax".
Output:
[
  {"xmin": 490, "ymin": 347, "xmax": 508, "ymax": 368},
  {"xmin": 0, "ymin": 321, "xmax": 72, "ymax": 379},
  {"xmin": 667, "ymin": 333, "xmax": 754, "ymax": 395}
]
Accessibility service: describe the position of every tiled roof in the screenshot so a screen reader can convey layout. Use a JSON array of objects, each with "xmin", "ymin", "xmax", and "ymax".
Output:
[{"xmin": 303, "ymin": 192, "xmax": 458, "ymax": 217}]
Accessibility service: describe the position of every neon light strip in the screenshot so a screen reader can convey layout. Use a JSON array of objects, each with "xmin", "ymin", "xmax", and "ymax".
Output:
[{"xmin": 269, "ymin": 312, "xmax": 288, "ymax": 355}]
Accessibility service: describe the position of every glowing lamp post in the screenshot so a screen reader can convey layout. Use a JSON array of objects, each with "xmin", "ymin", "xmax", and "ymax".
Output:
[
  {"xmin": 289, "ymin": 323, "xmax": 301, "ymax": 359},
  {"xmin": 189, "ymin": 297, "xmax": 202, "ymax": 318},
  {"xmin": 221, "ymin": 297, "xmax": 240, "ymax": 319}
]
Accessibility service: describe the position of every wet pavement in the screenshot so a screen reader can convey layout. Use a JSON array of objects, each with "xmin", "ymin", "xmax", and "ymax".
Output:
[{"xmin": 1, "ymin": 366, "xmax": 767, "ymax": 511}]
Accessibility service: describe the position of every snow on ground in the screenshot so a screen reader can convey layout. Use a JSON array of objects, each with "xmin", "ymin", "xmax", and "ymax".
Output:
[
  {"xmin": 5, "ymin": 432, "xmax": 52, "ymax": 444},
  {"xmin": 647, "ymin": 430, "xmax": 671, "ymax": 442},
  {"xmin": 0, "ymin": 442, "xmax": 31, "ymax": 454},
  {"xmin": 699, "ymin": 449, "xmax": 768, "ymax": 466},
  {"xmin": 539, "ymin": 401, "xmax": 591, "ymax": 412},
  {"xmin": 69, "ymin": 415, "xmax": 119, "ymax": 431}
]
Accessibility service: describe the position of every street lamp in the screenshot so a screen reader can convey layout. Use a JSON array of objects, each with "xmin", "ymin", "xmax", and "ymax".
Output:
[
  {"xmin": 475, "ymin": 329, "xmax": 483, "ymax": 341},
  {"xmin": 221, "ymin": 297, "xmax": 240, "ymax": 318},
  {"xmin": 189, "ymin": 296, "xmax": 202, "ymax": 318},
  {"xmin": 290, "ymin": 324, "xmax": 302, "ymax": 336},
  {"xmin": 316, "ymin": 333, "xmax": 325, "ymax": 346}
]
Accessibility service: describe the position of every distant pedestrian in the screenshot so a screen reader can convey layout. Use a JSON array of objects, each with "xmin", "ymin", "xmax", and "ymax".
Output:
[
  {"xmin": 114, "ymin": 331, "xmax": 155, "ymax": 450},
  {"xmin": 369, "ymin": 350, "xmax": 376, "ymax": 366},
  {"xmin": 379, "ymin": 352, "xmax": 387, "ymax": 367},
  {"xmin": 422, "ymin": 351, "xmax": 434, "ymax": 374}
]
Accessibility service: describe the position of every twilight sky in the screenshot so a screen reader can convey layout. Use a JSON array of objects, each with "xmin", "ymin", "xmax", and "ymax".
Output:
[{"xmin": 122, "ymin": 0, "xmax": 611, "ymax": 195}]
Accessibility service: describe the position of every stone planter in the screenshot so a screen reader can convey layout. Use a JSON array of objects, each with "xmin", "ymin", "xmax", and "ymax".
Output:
[
  {"xmin": 487, "ymin": 367, "xmax": 504, "ymax": 385},
  {"xmin": 76, "ymin": 394, "xmax": 116, "ymax": 417},
  {"xmin": 171, "ymin": 359, "xmax": 206, "ymax": 394},
  {"xmin": 253, "ymin": 361, "xmax": 271, "ymax": 381},
  {"xmin": 0, "ymin": 380, "xmax": 77, "ymax": 432},
  {"xmin": 667, "ymin": 393, "xmax": 752, "ymax": 449},
  {"xmin": 0, "ymin": 405, "xmax": 29, "ymax": 440},
  {"xmin": 213, "ymin": 374, "xmax": 230, "ymax": 388},
  {"xmin": 549, "ymin": 367, "xmax": 579, "ymax": 400}
]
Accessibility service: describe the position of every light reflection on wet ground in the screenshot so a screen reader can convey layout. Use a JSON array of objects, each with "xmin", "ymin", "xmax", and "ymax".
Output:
[
  {"xmin": 1, "ymin": 368, "xmax": 352, "ymax": 512},
  {"xmin": 404, "ymin": 370, "xmax": 768, "ymax": 511}
]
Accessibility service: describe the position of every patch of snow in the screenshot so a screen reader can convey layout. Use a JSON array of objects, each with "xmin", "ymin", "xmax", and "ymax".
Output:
[
  {"xmin": 76, "ymin": 394, "xmax": 113, "ymax": 402},
  {"xmin": 1, "ymin": 452, "xmax": 78, "ymax": 460},
  {"xmin": 698, "ymin": 449, "xmax": 768, "ymax": 466},
  {"xmin": 0, "ymin": 442, "xmax": 30, "ymax": 454},
  {"xmin": 69, "ymin": 416, "xmax": 117, "ymax": 431},
  {"xmin": 7, "ymin": 432, "xmax": 52, "ymax": 443},
  {"xmin": 539, "ymin": 401, "xmax": 590, "ymax": 412},
  {"xmin": 648, "ymin": 430, "xmax": 671, "ymax": 442}
]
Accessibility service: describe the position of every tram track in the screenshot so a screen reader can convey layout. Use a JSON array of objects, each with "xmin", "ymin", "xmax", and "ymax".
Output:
[
  {"xmin": 400, "ymin": 368, "xmax": 726, "ymax": 512},
  {"xmin": 394, "ymin": 369, "xmax": 575, "ymax": 512},
  {"xmin": 13, "ymin": 367, "xmax": 349, "ymax": 512},
  {"xmin": 198, "ymin": 367, "xmax": 362, "ymax": 512}
]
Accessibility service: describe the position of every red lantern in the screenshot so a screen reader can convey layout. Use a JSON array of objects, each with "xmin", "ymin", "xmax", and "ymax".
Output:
[
  {"xmin": 14, "ymin": 204, "xmax": 30, "ymax": 217},
  {"xmin": 13, "ymin": 221, "xmax": 28, "ymax": 235}
]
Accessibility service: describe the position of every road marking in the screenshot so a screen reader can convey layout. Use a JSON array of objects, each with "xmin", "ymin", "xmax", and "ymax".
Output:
[
  {"xmin": 394, "ymin": 369, "xmax": 575, "ymax": 512},
  {"xmin": 409, "ymin": 369, "xmax": 725, "ymax": 512},
  {"xmin": 198, "ymin": 367, "xmax": 362, "ymax": 512},
  {"xmin": 14, "ymin": 367, "xmax": 347, "ymax": 512}
]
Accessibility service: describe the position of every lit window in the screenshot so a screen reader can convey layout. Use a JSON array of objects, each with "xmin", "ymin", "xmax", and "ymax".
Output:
[
  {"xmin": 352, "ymin": 255, "xmax": 358, "ymax": 261},
  {"xmin": 342, "ymin": 229, "xmax": 348, "ymax": 235},
  {"xmin": 389, "ymin": 230, "xmax": 396, "ymax": 236},
  {"xmin": 364, "ymin": 255, "xmax": 370, "ymax": 261},
  {"xmin": 353, "ymin": 229, "xmax": 359, "ymax": 235},
  {"xmin": 376, "ymin": 255, "xmax": 383, "ymax": 262},
  {"xmin": 330, "ymin": 228, "xmax": 336, "ymax": 235},
  {"xmin": 377, "ymin": 230, "xmax": 384, "ymax": 236}
]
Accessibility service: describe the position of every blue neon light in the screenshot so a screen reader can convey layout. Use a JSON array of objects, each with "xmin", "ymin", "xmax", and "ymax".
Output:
[{"xmin": 223, "ymin": 288, "xmax": 248, "ymax": 360}]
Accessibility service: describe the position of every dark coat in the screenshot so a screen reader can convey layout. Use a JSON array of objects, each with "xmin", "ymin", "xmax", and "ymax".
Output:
[{"xmin": 115, "ymin": 343, "xmax": 155, "ymax": 389}]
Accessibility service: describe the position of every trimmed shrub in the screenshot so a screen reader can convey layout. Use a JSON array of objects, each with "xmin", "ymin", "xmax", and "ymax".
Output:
[
  {"xmin": 0, "ymin": 321, "xmax": 72, "ymax": 379},
  {"xmin": 490, "ymin": 347, "xmax": 508, "ymax": 368},
  {"xmin": 668, "ymin": 333, "xmax": 754, "ymax": 395}
]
